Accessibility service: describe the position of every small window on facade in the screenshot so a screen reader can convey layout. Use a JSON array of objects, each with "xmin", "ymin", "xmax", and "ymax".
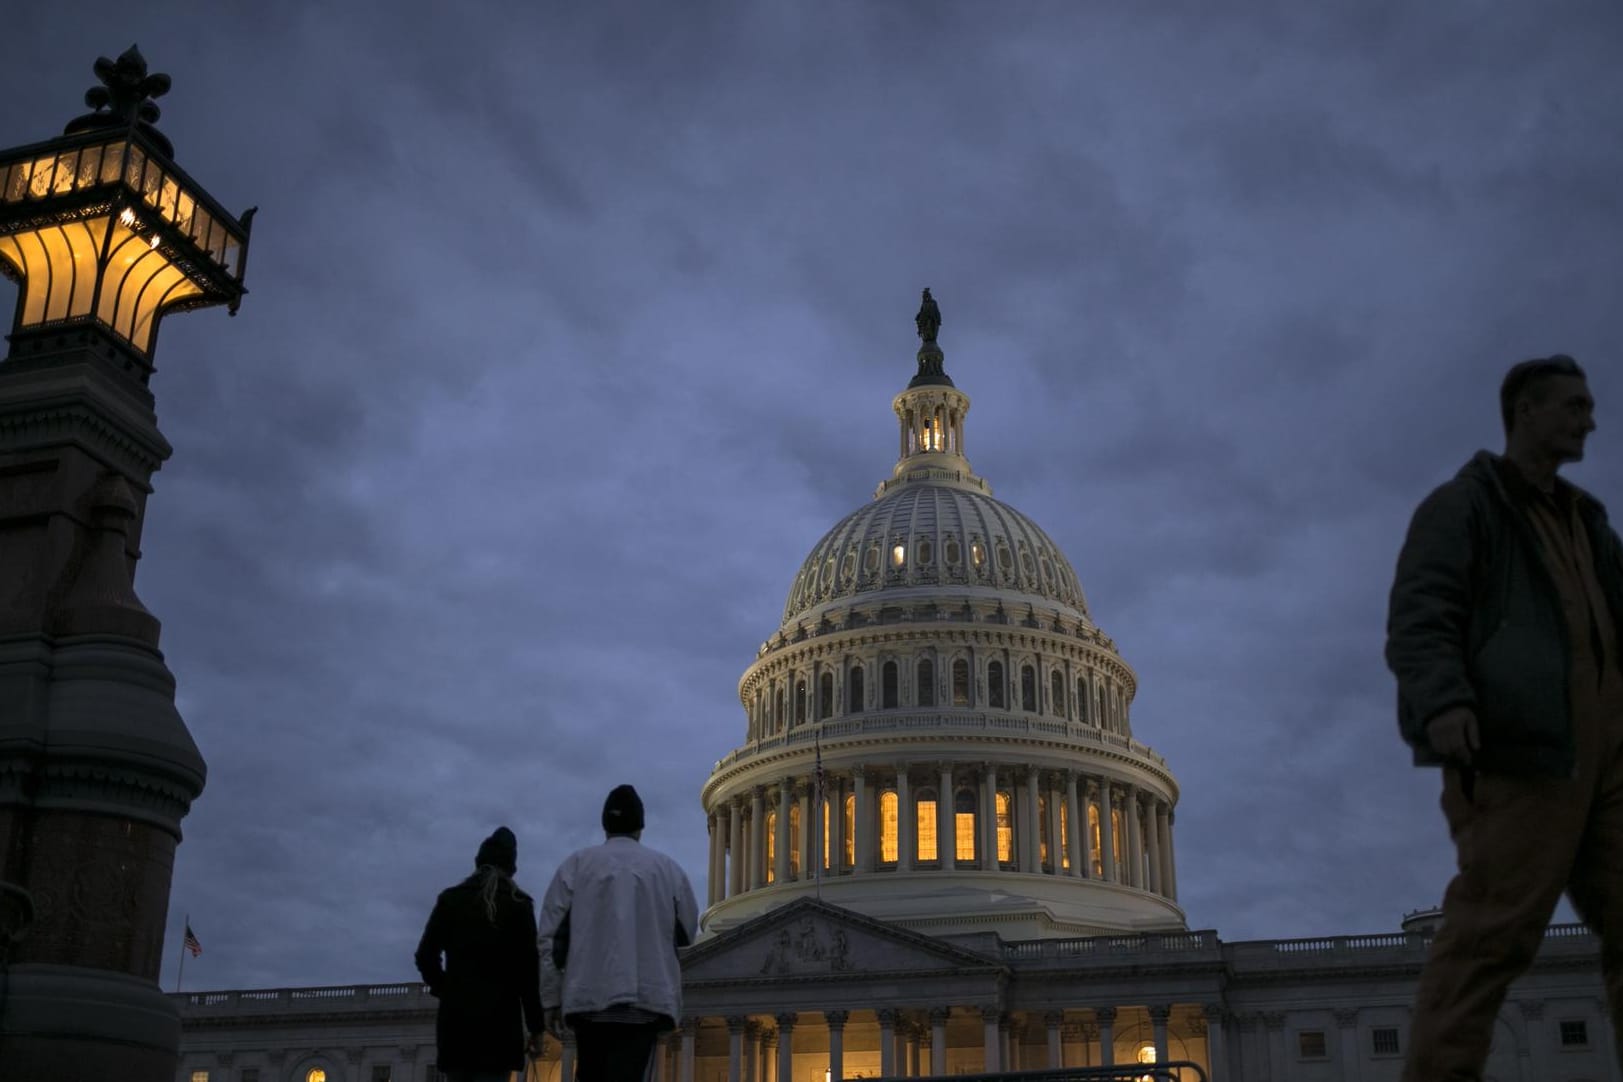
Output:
[
  {"xmin": 789, "ymin": 803, "xmax": 801, "ymax": 877},
  {"xmin": 765, "ymin": 810, "xmax": 777, "ymax": 883},
  {"xmin": 1040, "ymin": 554, "xmax": 1054, "ymax": 582},
  {"xmin": 774, "ymin": 689, "xmax": 785, "ymax": 733},
  {"xmin": 841, "ymin": 550, "xmax": 856, "ymax": 581},
  {"xmin": 1051, "ymin": 670, "xmax": 1066, "ymax": 717},
  {"xmin": 996, "ymin": 544, "xmax": 1013, "ymax": 571},
  {"xmin": 307, "ymin": 1071, "xmax": 328, "ymax": 1082},
  {"xmin": 944, "ymin": 538, "xmax": 961, "ymax": 565},
  {"xmin": 1371, "ymin": 1027, "xmax": 1400, "ymax": 1056},
  {"xmin": 1038, "ymin": 792, "xmax": 1051, "ymax": 869},
  {"xmin": 951, "ymin": 659, "xmax": 970, "ymax": 706},
  {"xmin": 371, "ymin": 1069, "xmax": 392, "ymax": 1082},
  {"xmin": 882, "ymin": 662, "xmax": 899, "ymax": 708},
  {"xmin": 916, "ymin": 658, "xmax": 935, "ymax": 707},
  {"xmin": 1088, "ymin": 802, "xmax": 1103, "ymax": 877},
  {"xmin": 988, "ymin": 661, "xmax": 1005, "ymax": 709},
  {"xmin": 996, "ymin": 790, "xmax": 1014, "ymax": 864},
  {"xmin": 915, "ymin": 789, "xmax": 938, "ymax": 862},
  {"xmin": 1020, "ymin": 547, "xmax": 1035, "ymax": 576},
  {"xmin": 822, "ymin": 558, "xmax": 835, "ymax": 588},
  {"xmin": 879, "ymin": 790, "xmax": 899, "ymax": 863},
  {"xmin": 891, "ymin": 542, "xmax": 906, "ymax": 568},
  {"xmin": 917, "ymin": 539, "xmax": 933, "ymax": 565},
  {"xmin": 971, "ymin": 539, "xmax": 986, "ymax": 567},
  {"xmin": 191, "ymin": 1073, "xmax": 210, "ymax": 1082},
  {"xmin": 843, "ymin": 793, "xmax": 855, "ymax": 865},
  {"xmin": 1560, "ymin": 1019, "xmax": 1589, "ymax": 1047},
  {"xmin": 848, "ymin": 665, "xmax": 865, "ymax": 713},
  {"xmin": 865, "ymin": 544, "xmax": 880, "ymax": 574},
  {"xmin": 243, "ymin": 1071, "xmax": 262, "ymax": 1082},
  {"xmin": 954, "ymin": 789, "xmax": 977, "ymax": 861},
  {"xmin": 1298, "ymin": 1031, "xmax": 1327, "ymax": 1059},
  {"xmin": 818, "ymin": 672, "xmax": 834, "ymax": 719},
  {"xmin": 794, "ymin": 679, "xmax": 807, "ymax": 726},
  {"xmin": 1021, "ymin": 665, "xmax": 1037, "ymax": 712}
]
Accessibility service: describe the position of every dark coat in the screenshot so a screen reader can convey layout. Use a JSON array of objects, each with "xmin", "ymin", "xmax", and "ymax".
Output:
[
  {"xmin": 1386, "ymin": 451, "xmax": 1623, "ymax": 776},
  {"xmin": 414, "ymin": 872, "xmax": 545, "ymax": 1072}
]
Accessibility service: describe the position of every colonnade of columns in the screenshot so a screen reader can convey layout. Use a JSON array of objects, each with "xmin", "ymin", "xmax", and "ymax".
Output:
[
  {"xmin": 598, "ymin": 1003, "xmax": 1223, "ymax": 1082},
  {"xmin": 706, "ymin": 763, "xmax": 1177, "ymax": 907}
]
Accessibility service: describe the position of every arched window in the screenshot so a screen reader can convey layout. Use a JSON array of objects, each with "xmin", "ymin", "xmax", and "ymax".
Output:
[
  {"xmin": 916, "ymin": 658, "xmax": 935, "ymax": 707},
  {"xmin": 774, "ymin": 688, "xmax": 785, "ymax": 734},
  {"xmin": 794, "ymin": 679, "xmax": 807, "ymax": 726},
  {"xmin": 996, "ymin": 790, "xmax": 1014, "ymax": 866},
  {"xmin": 952, "ymin": 659, "xmax": 970, "ymax": 706},
  {"xmin": 915, "ymin": 787, "xmax": 938, "ymax": 862},
  {"xmin": 1111, "ymin": 807, "xmax": 1125, "ymax": 881},
  {"xmin": 1051, "ymin": 670, "xmax": 1066, "ymax": 717},
  {"xmin": 988, "ymin": 661, "xmax": 1005, "ymax": 709},
  {"xmin": 848, "ymin": 664, "xmax": 865, "ymax": 713},
  {"xmin": 954, "ymin": 789, "xmax": 977, "ymax": 862},
  {"xmin": 765, "ymin": 810, "xmax": 777, "ymax": 884},
  {"xmin": 823, "ymin": 799, "xmax": 832, "ymax": 871},
  {"xmin": 880, "ymin": 790, "xmax": 899, "ymax": 863},
  {"xmin": 1077, "ymin": 677, "xmax": 1090, "ymax": 724},
  {"xmin": 882, "ymin": 662, "xmax": 899, "ymax": 709},
  {"xmin": 843, "ymin": 793, "xmax": 855, "ymax": 866},
  {"xmin": 1060, "ymin": 797, "xmax": 1071, "ymax": 871},
  {"xmin": 1039, "ymin": 793, "xmax": 1051, "ymax": 870},
  {"xmin": 789, "ymin": 803, "xmax": 802, "ymax": 878},
  {"xmin": 1089, "ymin": 802, "xmax": 1103, "ymax": 878},
  {"xmin": 1021, "ymin": 665, "xmax": 1037, "ymax": 712},
  {"xmin": 818, "ymin": 672, "xmax": 834, "ymax": 720}
]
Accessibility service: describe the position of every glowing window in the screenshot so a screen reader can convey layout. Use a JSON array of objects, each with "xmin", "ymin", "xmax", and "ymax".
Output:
[
  {"xmin": 765, "ymin": 810, "xmax": 777, "ymax": 883},
  {"xmin": 952, "ymin": 659, "xmax": 970, "ymax": 706},
  {"xmin": 191, "ymin": 1073, "xmax": 210, "ymax": 1082},
  {"xmin": 916, "ymin": 658, "xmax": 935, "ymax": 707},
  {"xmin": 916, "ymin": 791, "xmax": 938, "ymax": 862},
  {"xmin": 954, "ymin": 790, "xmax": 977, "ymax": 861},
  {"xmin": 848, "ymin": 665, "xmax": 865, "ymax": 713},
  {"xmin": 1137, "ymin": 1045, "xmax": 1156, "ymax": 1065},
  {"xmin": 1039, "ymin": 793, "xmax": 1050, "ymax": 869},
  {"xmin": 971, "ymin": 539, "xmax": 986, "ymax": 567},
  {"xmin": 823, "ymin": 800, "xmax": 831, "ymax": 870},
  {"xmin": 789, "ymin": 803, "xmax": 802, "ymax": 877},
  {"xmin": 1089, "ymin": 802, "xmax": 1103, "ymax": 877},
  {"xmin": 996, "ymin": 791, "xmax": 1014, "ymax": 864},
  {"xmin": 843, "ymin": 793, "xmax": 855, "ymax": 865},
  {"xmin": 308, "ymin": 1071, "xmax": 328, "ymax": 1082},
  {"xmin": 1060, "ymin": 797, "xmax": 1071, "ymax": 871},
  {"xmin": 882, "ymin": 662, "xmax": 899, "ymax": 709},
  {"xmin": 891, "ymin": 542, "xmax": 906, "ymax": 568},
  {"xmin": 1111, "ymin": 808, "xmax": 1125, "ymax": 879},
  {"xmin": 988, "ymin": 661, "xmax": 1005, "ymax": 709},
  {"xmin": 880, "ymin": 790, "xmax": 899, "ymax": 863}
]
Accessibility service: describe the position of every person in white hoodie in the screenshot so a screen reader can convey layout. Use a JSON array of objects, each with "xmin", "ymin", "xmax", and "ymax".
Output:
[{"xmin": 538, "ymin": 784, "xmax": 700, "ymax": 1082}]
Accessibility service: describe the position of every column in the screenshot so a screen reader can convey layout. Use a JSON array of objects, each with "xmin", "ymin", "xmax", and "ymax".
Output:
[
  {"xmin": 656, "ymin": 1034, "xmax": 673, "ymax": 1082},
  {"xmin": 1023, "ymin": 767, "xmax": 1041, "ymax": 872},
  {"xmin": 729, "ymin": 801, "xmax": 745, "ymax": 897},
  {"xmin": 680, "ymin": 1019, "xmax": 697, "ymax": 1082},
  {"xmin": 562, "ymin": 1033, "xmax": 578, "ymax": 1082},
  {"xmin": 776, "ymin": 1013, "xmax": 796, "ymax": 1082},
  {"xmin": 1156, "ymin": 804, "xmax": 1173, "ymax": 897},
  {"xmin": 930, "ymin": 1008, "xmax": 949, "ymax": 1075},
  {"xmin": 1000, "ymin": 1015, "xmax": 1015, "ymax": 1070},
  {"xmin": 1065, "ymin": 771, "xmax": 1084, "ymax": 878},
  {"xmin": 1150, "ymin": 1005, "xmax": 1171, "ymax": 1069},
  {"xmin": 1264, "ymin": 1012, "xmax": 1287, "ymax": 1079},
  {"xmin": 745, "ymin": 1022, "xmax": 760, "ymax": 1082},
  {"xmin": 826, "ymin": 1010, "xmax": 848, "ymax": 1082},
  {"xmin": 906, "ymin": 1026, "xmax": 921, "ymax": 1077},
  {"xmin": 1045, "ymin": 1011, "xmax": 1064, "ymax": 1068},
  {"xmin": 1333, "ymin": 1008, "xmax": 1359, "ymax": 1082},
  {"xmin": 896, "ymin": 764, "xmax": 913, "ymax": 871},
  {"xmin": 1095, "ymin": 1007, "xmax": 1116, "ymax": 1067},
  {"xmin": 1125, "ymin": 785, "xmax": 1143, "ymax": 888},
  {"xmin": 981, "ymin": 1007, "xmax": 1002, "ymax": 1072},
  {"xmin": 761, "ymin": 1032, "xmax": 776, "ymax": 1082},
  {"xmin": 854, "ymin": 767, "xmax": 872, "ymax": 873},
  {"xmin": 799, "ymin": 783, "xmax": 815, "ymax": 880},
  {"xmin": 1046, "ymin": 775, "xmax": 1063, "ymax": 874},
  {"xmin": 1165, "ymin": 810, "xmax": 1179, "ymax": 900},
  {"xmin": 1146, "ymin": 800, "xmax": 1164, "ymax": 895},
  {"xmin": 981, "ymin": 764, "xmax": 999, "ymax": 867},
  {"xmin": 833, "ymin": 775, "xmax": 849, "ymax": 875},
  {"xmin": 938, "ymin": 764, "xmax": 955, "ymax": 871},
  {"xmin": 728, "ymin": 1017, "xmax": 748, "ymax": 1082},
  {"xmin": 1098, "ymin": 783, "xmax": 1117, "ymax": 883},
  {"xmin": 776, "ymin": 778, "xmax": 793, "ymax": 883},
  {"xmin": 878, "ymin": 1010, "xmax": 898, "ymax": 1077},
  {"xmin": 750, "ymin": 788, "xmax": 767, "ymax": 889}
]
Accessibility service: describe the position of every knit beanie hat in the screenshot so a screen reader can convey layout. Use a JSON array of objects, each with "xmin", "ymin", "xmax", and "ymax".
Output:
[
  {"xmin": 474, "ymin": 826, "xmax": 518, "ymax": 876},
  {"xmin": 602, "ymin": 785, "xmax": 645, "ymax": 834}
]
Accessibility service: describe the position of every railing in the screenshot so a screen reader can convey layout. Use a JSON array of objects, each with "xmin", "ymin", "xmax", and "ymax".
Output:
[
  {"xmin": 1003, "ymin": 924, "xmax": 1594, "ymax": 965},
  {"xmin": 178, "ymin": 983, "xmax": 434, "ymax": 1009},
  {"xmin": 863, "ymin": 1066, "xmax": 1206, "ymax": 1082}
]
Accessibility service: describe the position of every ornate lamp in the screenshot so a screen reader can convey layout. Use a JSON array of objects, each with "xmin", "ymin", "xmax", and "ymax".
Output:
[{"xmin": 0, "ymin": 47, "xmax": 252, "ymax": 1081}]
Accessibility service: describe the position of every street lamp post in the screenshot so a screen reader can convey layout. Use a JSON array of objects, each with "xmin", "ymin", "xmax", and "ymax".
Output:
[{"xmin": 0, "ymin": 46, "xmax": 253, "ymax": 1081}]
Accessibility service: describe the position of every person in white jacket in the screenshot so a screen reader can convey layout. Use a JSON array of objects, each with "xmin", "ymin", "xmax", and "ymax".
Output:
[{"xmin": 537, "ymin": 784, "xmax": 700, "ymax": 1082}]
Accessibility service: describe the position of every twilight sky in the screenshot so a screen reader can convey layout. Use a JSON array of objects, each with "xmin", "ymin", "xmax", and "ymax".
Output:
[{"xmin": 4, "ymin": 3, "xmax": 1621, "ymax": 992}]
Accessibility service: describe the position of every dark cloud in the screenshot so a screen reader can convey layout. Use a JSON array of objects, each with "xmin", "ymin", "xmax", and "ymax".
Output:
[{"xmin": 2, "ymin": 3, "xmax": 1618, "ymax": 987}]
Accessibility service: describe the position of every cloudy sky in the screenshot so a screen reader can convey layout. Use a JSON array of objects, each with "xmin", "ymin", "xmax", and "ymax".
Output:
[{"xmin": 4, "ymin": 3, "xmax": 1621, "ymax": 992}]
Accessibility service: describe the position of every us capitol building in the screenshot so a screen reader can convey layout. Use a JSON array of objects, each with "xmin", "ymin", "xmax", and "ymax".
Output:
[{"xmin": 173, "ymin": 298, "xmax": 1608, "ymax": 1082}]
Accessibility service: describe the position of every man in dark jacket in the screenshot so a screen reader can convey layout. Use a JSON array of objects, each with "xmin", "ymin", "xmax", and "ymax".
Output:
[
  {"xmin": 415, "ymin": 827, "xmax": 546, "ymax": 1082},
  {"xmin": 1387, "ymin": 355, "xmax": 1622, "ymax": 1080}
]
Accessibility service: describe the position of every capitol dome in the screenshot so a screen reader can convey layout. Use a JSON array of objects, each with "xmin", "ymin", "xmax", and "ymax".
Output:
[{"xmin": 700, "ymin": 291, "xmax": 1183, "ymax": 941}]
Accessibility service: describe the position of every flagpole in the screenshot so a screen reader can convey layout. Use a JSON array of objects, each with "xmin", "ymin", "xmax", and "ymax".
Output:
[{"xmin": 175, "ymin": 912, "xmax": 188, "ymax": 994}]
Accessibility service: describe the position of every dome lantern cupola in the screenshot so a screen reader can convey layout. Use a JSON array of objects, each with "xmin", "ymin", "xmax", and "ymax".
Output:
[{"xmin": 879, "ymin": 289, "xmax": 990, "ymax": 499}]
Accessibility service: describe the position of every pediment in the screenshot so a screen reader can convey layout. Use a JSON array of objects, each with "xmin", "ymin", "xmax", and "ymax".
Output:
[{"xmin": 682, "ymin": 897, "xmax": 1003, "ymax": 983}]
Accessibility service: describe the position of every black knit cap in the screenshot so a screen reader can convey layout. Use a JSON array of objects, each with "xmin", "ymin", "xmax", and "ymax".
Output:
[
  {"xmin": 474, "ymin": 826, "xmax": 518, "ymax": 875},
  {"xmin": 602, "ymin": 784, "xmax": 645, "ymax": 834}
]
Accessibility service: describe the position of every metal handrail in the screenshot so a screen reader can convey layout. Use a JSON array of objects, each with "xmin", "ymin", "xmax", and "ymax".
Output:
[{"xmin": 856, "ymin": 1066, "xmax": 1208, "ymax": 1082}]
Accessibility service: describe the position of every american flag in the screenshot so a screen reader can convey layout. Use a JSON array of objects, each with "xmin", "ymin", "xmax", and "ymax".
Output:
[{"xmin": 183, "ymin": 923, "xmax": 203, "ymax": 958}]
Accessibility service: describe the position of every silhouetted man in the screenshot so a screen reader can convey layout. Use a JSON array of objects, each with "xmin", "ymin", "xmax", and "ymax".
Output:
[
  {"xmin": 537, "ymin": 785, "xmax": 699, "ymax": 1082},
  {"xmin": 1387, "ymin": 355, "xmax": 1622, "ymax": 1079}
]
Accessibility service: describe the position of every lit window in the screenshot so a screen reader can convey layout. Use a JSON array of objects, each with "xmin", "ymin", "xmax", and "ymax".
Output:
[
  {"xmin": 916, "ymin": 792, "xmax": 938, "ymax": 862},
  {"xmin": 954, "ymin": 790, "xmax": 977, "ymax": 861},
  {"xmin": 1371, "ymin": 1027, "xmax": 1400, "ymax": 1056},
  {"xmin": 1137, "ymin": 1044, "xmax": 1156, "ymax": 1064},
  {"xmin": 880, "ymin": 790, "xmax": 899, "ymax": 863},
  {"xmin": 996, "ymin": 791, "xmax": 1014, "ymax": 864},
  {"xmin": 952, "ymin": 659, "xmax": 970, "ymax": 706},
  {"xmin": 823, "ymin": 800, "xmax": 831, "ymax": 870},
  {"xmin": 1111, "ymin": 808, "xmax": 1125, "ymax": 879},
  {"xmin": 1088, "ymin": 802, "xmax": 1103, "ymax": 877},
  {"xmin": 1059, "ymin": 799, "xmax": 1070, "ymax": 871},
  {"xmin": 308, "ymin": 1071, "xmax": 328, "ymax": 1082},
  {"xmin": 843, "ymin": 794, "xmax": 855, "ymax": 865},
  {"xmin": 891, "ymin": 542, "xmax": 906, "ymax": 568},
  {"xmin": 789, "ymin": 803, "xmax": 802, "ymax": 877},
  {"xmin": 1038, "ymin": 793, "xmax": 1050, "ymax": 869},
  {"xmin": 765, "ymin": 811, "xmax": 777, "ymax": 883},
  {"xmin": 1298, "ymin": 1031, "xmax": 1327, "ymax": 1059},
  {"xmin": 1560, "ymin": 1019, "xmax": 1589, "ymax": 1047},
  {"xmin": 971, "ymin": 539, "xmax": 985, "ymax": 567},
  {"xmin": 191, "ymin": 1073, "xmax": 210, "ymax": 1082}
]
